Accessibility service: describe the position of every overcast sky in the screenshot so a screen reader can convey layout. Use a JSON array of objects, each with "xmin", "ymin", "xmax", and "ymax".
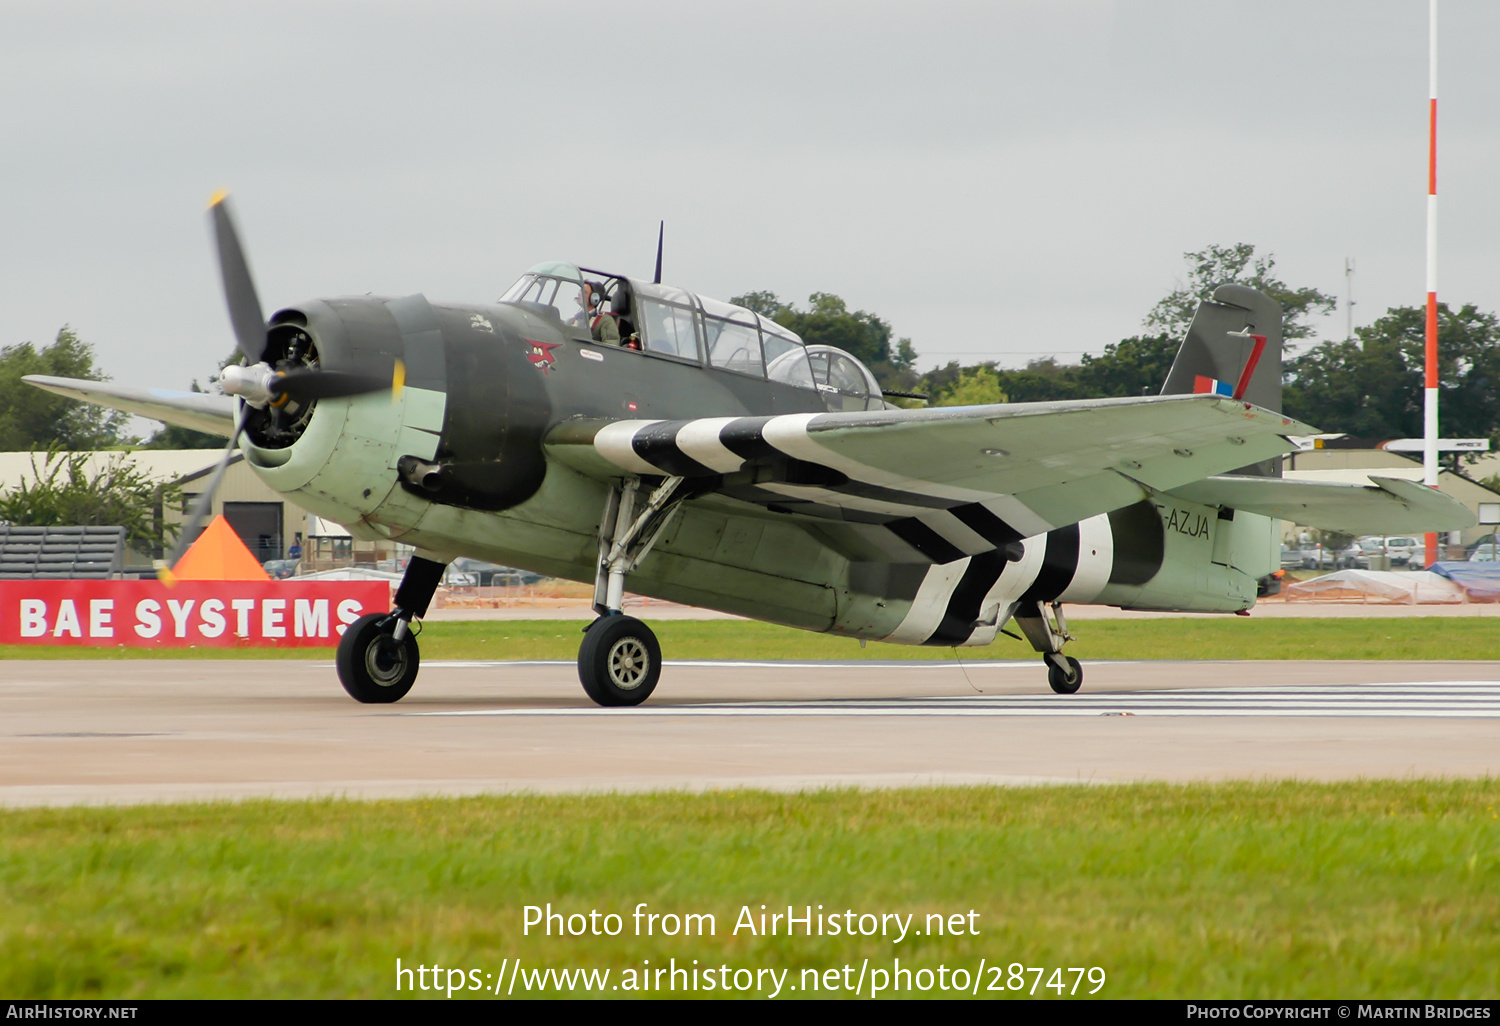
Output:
[{"xmin": 4, "ymin": 0, "xmax": 1498, "ymax": 397}]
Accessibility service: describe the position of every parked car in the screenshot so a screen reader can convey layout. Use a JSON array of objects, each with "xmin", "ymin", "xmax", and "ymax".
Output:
[
  {"xmin": 1279, "ymin": 545, "xmax": 1302, "ymax": 570},
  {"xmin": 1466, "ymin": 533, "xmax": 1500, "ymax": 561},
  {"xmin": 1381, "ymin": 536, "xmax": 1421, "ymax": 566},
  {"xmin": 1298, "ymin": 544, "xmax": 1326, "ymax": 569},
  {"xmin": 262, "ymin": 558, "xmax": 299, "ymax": 580},
  {"xmin": 1334, "ymin": 543, "xmax": 1369, "ymax": 570},
  {"xmin": 445, "ymin": 557, "xmax": 547, "ymax": 587}
]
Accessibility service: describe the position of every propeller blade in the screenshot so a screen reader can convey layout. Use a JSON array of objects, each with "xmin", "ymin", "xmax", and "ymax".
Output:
[
  {"xmin": 269, "ymin": 361, "xmax": 406, "ymax": 404},
  {"xmin": 208, "ymin": 192, "xmax": 268, "ymax": 365},
  {"xmin": 158, "ymin": 403, "xmax": 250, "ymax": 586},
  {"xmin": 653, "ymin": 221, "xmax": 664, "ymax": 284}
]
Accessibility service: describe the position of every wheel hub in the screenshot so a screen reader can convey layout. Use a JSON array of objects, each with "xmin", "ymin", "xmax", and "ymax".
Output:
[
  {"xmin": 365, "ymin": 636, "xmax": 408, "ymax": 686},
  {"xmin": 607, "ymin": 637, "xmax": 649, "ymax": 690}
]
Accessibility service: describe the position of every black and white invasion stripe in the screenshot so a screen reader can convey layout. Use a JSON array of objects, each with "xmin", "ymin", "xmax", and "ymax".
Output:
[
  {"xmin": 882, "ymin": 507, "xmax": 1155, "ymax": 646},
  {"xmin": 592, "ymin": 414, "xmax": 1054, "ymax": 563}
]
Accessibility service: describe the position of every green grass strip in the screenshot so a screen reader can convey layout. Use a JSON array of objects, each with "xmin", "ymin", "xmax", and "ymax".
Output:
[
  {"xmin": 0, "ymin": 616, "xmax": 1496, "ymax": 662},
  {"xmin": 2, "ymin": 781, "xmax": 1497, "ymax": 998}
]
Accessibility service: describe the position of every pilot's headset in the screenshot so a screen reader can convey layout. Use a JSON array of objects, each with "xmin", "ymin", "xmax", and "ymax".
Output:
[{"xmin": 584, "ymin": 281, "xmax": 607, "ymax": 310}]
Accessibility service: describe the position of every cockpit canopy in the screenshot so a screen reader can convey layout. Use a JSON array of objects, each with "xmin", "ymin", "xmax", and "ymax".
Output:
[{"xmin": 500, "ymin": 263, "xmax": 890, "ymax": 411}]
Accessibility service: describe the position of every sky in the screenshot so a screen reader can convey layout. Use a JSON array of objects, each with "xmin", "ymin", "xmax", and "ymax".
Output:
[{"xmin": 4, "ymin": 0, "xmax": 1498, "ymax": 400}]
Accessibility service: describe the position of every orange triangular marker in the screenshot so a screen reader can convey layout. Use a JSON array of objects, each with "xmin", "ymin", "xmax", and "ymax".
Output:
[{"xmin": 170, "ymin": 515, "xmax": 271, "ymax": 581}]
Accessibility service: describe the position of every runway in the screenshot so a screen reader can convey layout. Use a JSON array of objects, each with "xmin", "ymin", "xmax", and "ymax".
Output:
[{"xmin": 3, "ymin": 658, "xmax": 1499, "ymax": 807}]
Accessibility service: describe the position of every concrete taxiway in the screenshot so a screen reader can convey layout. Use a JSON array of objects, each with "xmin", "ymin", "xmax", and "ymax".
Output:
[{"xmin": 2, "ymin": 658, "xmax": 1498, "ymax": 807}]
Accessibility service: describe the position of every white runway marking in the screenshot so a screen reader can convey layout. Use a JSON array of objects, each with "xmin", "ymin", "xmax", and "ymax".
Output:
[
  {"xmin": 414, "ymin": 660, "xmax": 1052, "ymax": 670},
  {"xmin": 412, "ymin": 681, "xmax": 1500, "ymax": 719}
]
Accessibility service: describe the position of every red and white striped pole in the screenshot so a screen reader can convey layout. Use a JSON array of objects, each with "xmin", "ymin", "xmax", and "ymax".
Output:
[{"xmin": 1423, "ymin": 0, "xmax": 1440, "ymax": 566}]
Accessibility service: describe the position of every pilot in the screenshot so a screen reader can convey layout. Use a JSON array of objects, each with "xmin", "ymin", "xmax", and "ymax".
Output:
[
  {"xmin": 563, "ymin": 282, "xmax": 589, "ymax": 327},
  {"xmin": 585, "ymin": 282, "xmax": 621, "ymax": 345}
]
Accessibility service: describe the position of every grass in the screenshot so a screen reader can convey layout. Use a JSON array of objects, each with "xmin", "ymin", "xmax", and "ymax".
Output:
[
  {"xmin": 0, "ymin": 616, "xmax": 1498, "ymax": 662},
  {"xmin": 2, "ymin": 781, "xmax": 1498, "ymax": 998}
]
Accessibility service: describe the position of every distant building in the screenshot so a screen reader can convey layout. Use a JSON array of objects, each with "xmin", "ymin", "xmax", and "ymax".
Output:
[{"xmin": 0, "ymin": 450, "xmax": 404, "ymax": 571}]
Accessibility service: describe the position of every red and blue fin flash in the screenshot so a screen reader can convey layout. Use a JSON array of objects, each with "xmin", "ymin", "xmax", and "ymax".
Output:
[
  {"xmin": 1193, "ymin": 375, "xmax": 1235, "ymax": 396},
  {"xmin": 1196, "ymin": 333, "xmax": 1267, "ymax": 401}
]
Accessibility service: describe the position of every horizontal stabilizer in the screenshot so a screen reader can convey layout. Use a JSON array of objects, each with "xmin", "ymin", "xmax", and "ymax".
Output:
[
  {"xmin": 1169, "ymin": 474, "xmax": 1476, "ymax": 535},
  {"xmin": 22, "ymin": 375, "xmax": 237, "ymax": 438}
]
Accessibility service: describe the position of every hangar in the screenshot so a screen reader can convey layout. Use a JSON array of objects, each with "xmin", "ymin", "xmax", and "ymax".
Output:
[{"xmin": 0, "ymin": 449, "xmax": 402, "ymax": 573}]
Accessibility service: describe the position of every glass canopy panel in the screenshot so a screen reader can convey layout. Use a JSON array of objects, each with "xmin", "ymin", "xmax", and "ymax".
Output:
[
  {"xmin": 538, "ymin": 277, "xmax": 588, "ymax": 331},
  {"xmin": 632, "ymin": 281, "xmax": 695, "ymax": 306},
  {"xmin": 640, "ymin": 298, "xmax": 700, "ymax": 360},
  {"xmin": 705, "ymin": 316, "xmax": 764, "ymax": 377},
  {"xmin": 526, "ymin": 261, "xmax": 584, "ymax": 281},
  {"xmin": 807, "ymin": 346, "xmax": 880, "ymax": 411},
  {"xmin": 499, "ymin": 274, "xmax": 535, "ymax": 302},
  {"xmin": 764, "ymin": 339, "xmax": 814, "ymax": 390}
]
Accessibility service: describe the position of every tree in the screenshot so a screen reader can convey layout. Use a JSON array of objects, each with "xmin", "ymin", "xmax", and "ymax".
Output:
[
  {"xmin": 934, "ymin": 365, "xmax": 1008, "ymax": 407},
  {"xmin": 730, "ymin": 291, "xmax": 783, "ymax": 318},
  {"xmin": 729, "ymin": 291, "xmax": 917, "ymax": 389},
  {"xmin": 1145, "ymin": 243, "xmax": 1337, "ymax": 342},
  {"xmin": 1283, "ymin": 302, "xmax": 1500, "ymax": 452},
  {"xmin": 1075, "ymin": 334, "xmax": 1180, "ymax": 398},
  {"xmin": 0, "ymin": 447, "xmax": 181, "ymax": 552},
  {"xmin": 142, "ymin": 422, "xmax": 226, "ymax": 450},
  {"xmin": 0, "ymin": 327, "xmax": 128, "ymax": 450}
]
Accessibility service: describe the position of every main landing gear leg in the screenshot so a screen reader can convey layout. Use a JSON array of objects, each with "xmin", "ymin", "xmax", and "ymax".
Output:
[
  {"xmin": 1013, "ymin": 600, "xmax": 1083, "ymax": 695},
  {"xmin": 335, "ymin": 555, "xmax": 445, "ymax": 703},
  {"xmin": 579, "ymin": 477, "xmax": 684, "ymax": 707}
]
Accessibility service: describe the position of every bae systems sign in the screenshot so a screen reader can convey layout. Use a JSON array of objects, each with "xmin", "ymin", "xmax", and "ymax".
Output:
[{"xmin": 0, "ymin": 581, "xmax": 389, "ymax": 648}]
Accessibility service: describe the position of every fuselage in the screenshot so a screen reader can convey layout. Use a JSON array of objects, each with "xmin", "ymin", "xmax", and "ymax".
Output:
[{"xmin": 239, "ymin": 273, "xmax": 1276, "ymax": 645}]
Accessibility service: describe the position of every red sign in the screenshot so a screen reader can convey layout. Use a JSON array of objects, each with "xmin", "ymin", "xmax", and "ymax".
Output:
[{"xmin": 0, "ymin": 581, "xmax": 390, "ymax": 648}]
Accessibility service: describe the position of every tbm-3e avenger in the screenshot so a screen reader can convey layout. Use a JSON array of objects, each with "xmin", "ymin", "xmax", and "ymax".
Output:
[{"xmin": 28, "ymin": 197, "xmax": 1473, "ymax": 705}]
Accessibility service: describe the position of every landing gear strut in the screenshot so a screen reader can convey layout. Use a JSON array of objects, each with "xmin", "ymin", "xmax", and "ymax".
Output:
[
  {"xmin": 578, "ymin": 476, "xmax": 685, "ymax": 707},
  {"xmin": 1013, "ymin": 600, "xmax": 1084, "ymax": 695},
  {"xmin": 335, "ymin": 555, "xmax": 445, "ymax": 703}
]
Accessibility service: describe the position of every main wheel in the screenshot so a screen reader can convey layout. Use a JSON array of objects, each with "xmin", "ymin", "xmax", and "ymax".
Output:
[
  {"xmin": 1045, "ymin": 654, "xmax": 1083, "ymax": 695},
  {"xmin": 336, "ymin": 612, "xmax": 420, "ymax": 703},
  {"xmin": 578, "ymin": 615, "xmax": 661, "ymax": 707}
]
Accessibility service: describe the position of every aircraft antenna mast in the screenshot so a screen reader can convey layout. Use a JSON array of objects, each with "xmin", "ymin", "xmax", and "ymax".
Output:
[
  {"xmin": 653, "ymin": 221, "xmax": 664, "ymax": 284},
  {"xmin": 1424, "ymin": 0, "xmax": 1440, "ymax": 566}
]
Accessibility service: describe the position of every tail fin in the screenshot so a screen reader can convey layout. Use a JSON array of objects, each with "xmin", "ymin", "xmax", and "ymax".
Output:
[
  {"xmin": 1160, "ymin": 284, "xmax": 1283, "ymax": 476},
  {"xmin": 1161, "ymin": 284, "xmax": 1282, "ymax": 410}
]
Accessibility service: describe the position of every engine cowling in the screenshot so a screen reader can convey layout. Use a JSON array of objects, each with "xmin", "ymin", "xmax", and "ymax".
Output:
[{"xmin": 239, "ymin": 294, "xmax": 550, "ymax": 540}]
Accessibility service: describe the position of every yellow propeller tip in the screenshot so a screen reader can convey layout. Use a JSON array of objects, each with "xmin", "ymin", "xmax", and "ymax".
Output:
[
  {"xmin": 207, "ymin": 189, "xmax": 229, "ymax": 209},
  {"xmin": 157, "ymin": 566, "xmax": 178, "ymax": 588},
  {"xmin": 391, "ymin": 359, "xmax": 406, "ymax": 401}
]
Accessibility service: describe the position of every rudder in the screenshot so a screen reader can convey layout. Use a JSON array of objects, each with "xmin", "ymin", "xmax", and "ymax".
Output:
[{"xmin": 1160, "ymin": 283, "xmax": 1284, "ymax": 476}]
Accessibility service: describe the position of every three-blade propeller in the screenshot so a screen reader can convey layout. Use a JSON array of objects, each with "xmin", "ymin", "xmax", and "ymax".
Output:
[{"xmin": 160, "ymin": 193, "xmax": 402, "ymax": 584}]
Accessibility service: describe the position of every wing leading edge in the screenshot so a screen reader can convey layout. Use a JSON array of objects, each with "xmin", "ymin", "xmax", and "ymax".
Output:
[{"xmin": 23, "ymin": 375, "xmax": 238, "ymax": 438}]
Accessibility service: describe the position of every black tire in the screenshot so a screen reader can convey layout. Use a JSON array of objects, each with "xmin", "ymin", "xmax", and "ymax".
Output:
[
  {"xmin": 578, "ymin": 615, "xmax": 661, "ymax": 707},
  {"xmin": 336, "ymin": 612, "xmax": 419, "ymax": 703},
  {"xmin": 1046, "ymin": 654, "xmax": 1083, "ymax": 695}
]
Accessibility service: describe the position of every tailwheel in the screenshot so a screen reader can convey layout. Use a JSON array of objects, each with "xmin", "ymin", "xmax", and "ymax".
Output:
[
  {"xmin": 1045, "ymin": 653, "xmax": 1083, "ymax": 695},
  {"xmin": 336, "ymin": 612, "xmax": 420, "ymax": 703},
  {"xmin": 578, "ymin": 615, "xmax": 661, "ymax": 707}
]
